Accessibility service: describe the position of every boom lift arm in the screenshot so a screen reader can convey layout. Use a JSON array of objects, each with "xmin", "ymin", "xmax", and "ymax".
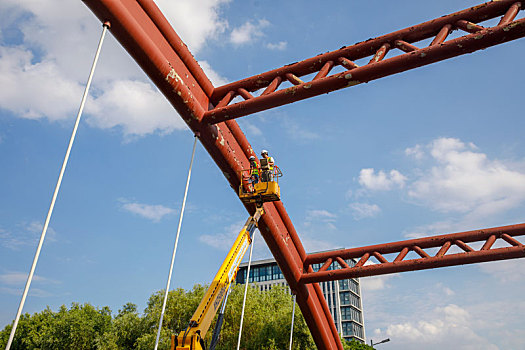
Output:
[{"xmin": 172, "ymin": 208, "xmax": 264, "ymax": 350}]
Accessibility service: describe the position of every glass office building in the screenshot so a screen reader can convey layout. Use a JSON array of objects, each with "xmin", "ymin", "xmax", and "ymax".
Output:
[{"xmin": 236, "ymin": 252, "xmax": 366, "ymax": 343}]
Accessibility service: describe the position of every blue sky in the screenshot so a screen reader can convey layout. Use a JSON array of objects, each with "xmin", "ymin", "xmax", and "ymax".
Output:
[{"xmin": 1, "ymin": 0, "xmax": 525, "ymax": 349}]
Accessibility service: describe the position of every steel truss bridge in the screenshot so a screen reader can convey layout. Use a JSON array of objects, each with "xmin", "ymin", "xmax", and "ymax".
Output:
[{"xmin": 82, "ymin": 1, "xmax": 525, "ymax": 348}]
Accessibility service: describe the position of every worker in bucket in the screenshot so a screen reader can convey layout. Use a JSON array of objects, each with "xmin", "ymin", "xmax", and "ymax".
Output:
[
  {"xmin": 249, "ymin": 156, "xmax": 260, "ymax": 185},
  {"xmin": 260, "ymin": 150, "xmax": 274, "ymax": 182}
]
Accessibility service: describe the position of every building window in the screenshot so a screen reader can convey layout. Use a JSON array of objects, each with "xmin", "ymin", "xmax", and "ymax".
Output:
[
  {"xmin": 341, "ymin": 306, "xmax": 362, "ymax": 323},
  {"xmin": 340, "ymin": 292, "xmax": 361, "ymax": 308},
  {"xmin": 339, "ymin": 279, "xmax": 349, "ymax": 290},
  {"xmin": 272, "ymin": 265, "xmax": 283, "ymax": 280},
  {"xmin": 342, "ymin": 321, "xmax": 364, "ymax": 339}
]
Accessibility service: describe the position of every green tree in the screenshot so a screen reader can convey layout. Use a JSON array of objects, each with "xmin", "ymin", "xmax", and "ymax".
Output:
[
  {"xmin": 342, "ymin": 337, "xmax": 375, "ymax": 350},
  {"xmin": 0, "ymin": 284, "xmax": 371, "ymax": 350},
  {"xmin": 96, "ymin": 303, "xmax": 146, "ymax": 349},
  {"xmin": 0, "ymin": 303, "xmax": 112, "ymax": 350}
]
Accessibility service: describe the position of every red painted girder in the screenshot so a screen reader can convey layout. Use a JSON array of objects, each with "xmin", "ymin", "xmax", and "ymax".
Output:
[
  {"xmin": 81, "ymin": 1, "xmax": 341, "ymax": 349},
  {"xmin": 301, "ymin": 223, "xmax": 525, "ymax": 283},
  {"xmin": 204, "ymin": 0, "xmax": 525, "ymax": 124}
]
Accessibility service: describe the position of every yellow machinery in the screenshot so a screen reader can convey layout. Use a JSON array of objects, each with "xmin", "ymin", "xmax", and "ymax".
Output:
[
  {"xmin": 172, "ymin": 208, "xmax": 264, "ymax": 350},
  {"xmin": 238, "ymin": 165, "xmax": 282, "ymax": 206}
]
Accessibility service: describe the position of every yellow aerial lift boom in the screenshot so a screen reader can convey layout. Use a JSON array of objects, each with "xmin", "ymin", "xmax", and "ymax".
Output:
[{"xmin": 172, "ymin": 208, "xmax": 264, "ymax": 350}]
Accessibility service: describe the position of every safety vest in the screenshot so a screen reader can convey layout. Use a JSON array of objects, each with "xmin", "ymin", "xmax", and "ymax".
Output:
[
  {"xmin": 250, "ymin": 160, "xmax": 259, "ymax": 175},
  {"xmin": 260, "ymin": 156, "xmax": 274, "ymax": 171},
  {"xmin": 267, "ymin": 156, "xmax": 274, "ymax": 170}
]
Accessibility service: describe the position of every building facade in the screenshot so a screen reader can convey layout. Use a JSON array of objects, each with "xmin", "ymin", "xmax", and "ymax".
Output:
[{"xmin": 236, "ymin": 253, "xmax": 366, "ymax": 343}]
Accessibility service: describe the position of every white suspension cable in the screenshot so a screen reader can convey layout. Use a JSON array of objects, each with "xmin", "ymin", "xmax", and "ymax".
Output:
[
  {"xmin": 236, "ymin": 230, "xmax": 256, "ymax": 350},
  {"xmin": 5, "ymin": 22, "xmax": 109, "ymax": 350},
  {"xmin": 289, "ymin": 294, "xmax": 297, "ymax": 350},
  {"xmin": 154, "ymin": 135, "xmax": 198, "ymax": 350}
]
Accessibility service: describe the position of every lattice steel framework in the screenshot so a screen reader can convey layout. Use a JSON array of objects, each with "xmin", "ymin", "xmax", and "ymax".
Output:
[{"xmin": 82, "ymin": 1, "xmax": 525, "ymax": 349}]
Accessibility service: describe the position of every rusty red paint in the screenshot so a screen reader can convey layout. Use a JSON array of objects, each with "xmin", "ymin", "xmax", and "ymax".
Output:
[
  {"xmin": 302, "ymin": 245, "xmax": 525, "ymax": 284},
  {"xmin": 338, "ymin": 57, "xmax": 360, "ymax": 70},
  {"xmin": 502, "ymin": 233, "xmax": 523, "ymax": 246},
  {"xmin": 430, "ymin": 24, "xmax": 452, "ymax": 46},
  {"xmin": 80, "ymin": 0, "xmax": 525, "ymax": 348},
  {"xmin": 436, "ymin": 241, "xmax": 452, "ymax": 257},
  {"xmin": 394, "ymin": 39, "xmax": 419, "ymax": 52},
  {"xmin": 413, "ymin": 245, "xmax": 430, "ymax": 259},
  {"xmin": 314, "ymin": 60, "xmax": 335, "ymax": 80},
  {"xmin": 135, "ymin": 0, "xmax": 214, "ymax": 97},
  {"xmin": 285, "ymin": 73, "xmax": 304, "ymax": 85},
  {"xmin": 455, "ymin": 240, "xmax": 475, "ymax": 253},
  {"xmin": 82, "ymin": 1, "xmax": 340, "ymax": 348},
  {"xmin": 369, "ymin": 43, "xmax": 391, "ymax": 63},
  {"xmin": 319, "ymin": 258, "xmax": 333, "ymax": 272},
  {"xmin": 455, "ymin": 19, "xmax": 485, "ymax": 33},
  {"xmin": 499, "ymin": 2, "xmax": 521, "ymax": 25},
  {"xmin": 481, "ymin": 235, "xmax": 497, "ymax": 250},
  {"xmin": 262, "ymin": 76, "xmax": 283, "ymax": 95},
  {"xmin": 204, "ymin": 22, "xmax": 525, "ymax": 123},
  {"xmin": 204, "ymin": 0, "xmax": 525, "ymax": 124},
  {"xmin": 307, "ymin": 224, "xmax": 525, "ymax": 263},
  {"xmin": 210, "ymin": 0, "xmax": 520, "ymax": 103},
  {"xmin": 336, "ymin": 256, "xmax": 350, "ymax": 269},
  {"xmin": 301, "ymin": 224, "xmax": 525, "ymax": 284},
  {"xmin": 394, "ymin": 247, "xmax": 410, "ymax": 262},
  {"xmin": 237, "ymin": 88, "xmax": 254, "ymax": 100}
]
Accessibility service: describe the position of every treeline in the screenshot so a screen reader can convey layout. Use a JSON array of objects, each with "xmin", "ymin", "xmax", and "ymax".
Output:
[{"xmin": 1, "ymin": 284, "xmax": 372, "ymax": 350}]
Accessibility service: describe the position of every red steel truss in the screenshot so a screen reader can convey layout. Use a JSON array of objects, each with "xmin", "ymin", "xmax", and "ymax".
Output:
[
  {"xmin": 81, "ymin": 0, "xmax": 524, "ymax": 348},
  {"xmin": 205, "ymin": 0, "xmax": 525, "ymax": 124},
  {"xmin": 302, "ymin": 223, "xmax": 525, "ymax": 283}
]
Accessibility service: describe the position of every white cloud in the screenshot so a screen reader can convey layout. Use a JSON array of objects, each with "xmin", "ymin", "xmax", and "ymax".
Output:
[
  {"xmin": 199, "ymin": 221, "xmax": 271, "ymax": 259},
  {"xmin": 242, "ymin": 122, "xmax": 263, "ymax": 136},
  {"xmin": 230, "ymin": 19, "xmax": 270, "ymax": 45},
  {"xmin": 301, "ymin": 235, "xmax": 336, "ymax": 254},
  {"xmin": 408, "ymin": 138, "xmax": 525, "ymax": 216},
  {"xmin": 361, "ymin": 274, "xmax": 396, "ymax": 291},
  {"xmin": 0, "ymin": 46, "xmax": 85, "ymax": 121},
  {"xmin": 305, "ymin": 209, "xmax": 338, "ymax": 230},
  {"xmin": 155, "ymin": 0, "xmax": 230, "ymax": 54},
  {"xmin": 0, "ymin": 221, "xmax": 56, "ymax": 250},
  {"xmin": 281, "ymin": 118, "xmax": 319, "ymax": 141},
  {"xmin": 349, "ymin": 202, "xmax": 381, "ymax": 220},
  {"xmin": 358, "ymin": 168, "xmax": 406, "ymax": 191},
  {"xmin": 0, "ymin": 272, "xmax": 59, "ymax": 298},
  {"xmin": 0, "ymin": 47, "xmax": 186, "ymax": 137},
  {"xmin": 120, "ymin": 200, "xmax": 175, "ymax": 222},
  {"xmin": 198, "ymin": 60, "xmax": 229, "ymax": 87},
  {"xmin": 479, "ymin": 259, "xmax": 525, "ymax": 283},
  {"xmin": 0, "ymin": 272, "xmax": 55, "ymax": 286},
  {"xmin": 403, "ymin": 220, "xmax": 457, "ymax": 239},
  {"xmin": 199, "ymin": 221, "xmax": 241, "ymax": 251},
  {"xmin": 266, "ymin": 41, "xmax": 287, "ymax": 50},
  {"xmin": 86, "ymin": 80, "xmax": 186, "ymax": 137},
  {"xmin": 405, "ymin": 144, "xmax": 424, "ymax": 160},
  {"xmin": 0, "ymin": 0, "xmax": 231, "ymax": 137},
  {"xmin": 0, "ymin": 286, "xmax": 55, "ymax": 297},
  {"xmin": 306, "ymin": 209, "xmax": 337, "ymax": 220},
  {"xmin": 378, "ymin": 304, "xmax": 499, "ymax": 350}
]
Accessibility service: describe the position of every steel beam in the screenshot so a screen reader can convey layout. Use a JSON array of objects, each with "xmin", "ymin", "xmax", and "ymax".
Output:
[
  {"xmin": 80, "ymin": 0, "xmax": 525, "ymax": 348},
  {"xmin": 301, "ymin": 223, "xmax": 525, "ymax": 283},
  {"xmin": 81, "ymin": 1, "xmax": 341, "ymax": 349},
  {"xmin": 204, "ymin": 0, "xmax": 524, "ymax": 124}
]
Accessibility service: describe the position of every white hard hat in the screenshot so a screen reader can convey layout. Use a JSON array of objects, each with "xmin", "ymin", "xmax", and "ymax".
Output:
[
  {"xmin": 249, "ymin": 156, "xmax": 255, "ymax": 160},
  {"xmin": 261, "ymin": 149, "xmax": 268, "ymax": 155}
]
